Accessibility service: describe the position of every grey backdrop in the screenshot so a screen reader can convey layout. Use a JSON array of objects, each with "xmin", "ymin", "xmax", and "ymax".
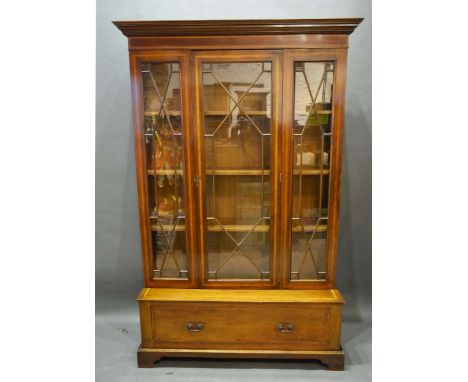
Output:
[{"xmin": 96, "ymin": 0, "xmax": 371, "ymax": 380}]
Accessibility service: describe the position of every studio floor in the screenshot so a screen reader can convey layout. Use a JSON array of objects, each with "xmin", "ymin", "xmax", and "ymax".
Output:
[{"xmin": 96, "ymin": 311, "xmax": 371, "ymax": 381}]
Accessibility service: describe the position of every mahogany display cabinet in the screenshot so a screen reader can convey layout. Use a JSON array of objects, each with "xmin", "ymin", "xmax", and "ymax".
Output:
[{"xmin": 114, "ymin": 18, "xmax": 362, "ymax": 371}]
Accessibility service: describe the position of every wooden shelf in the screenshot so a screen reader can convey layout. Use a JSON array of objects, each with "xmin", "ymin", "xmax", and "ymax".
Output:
[
  {"xmin": 151, "ymin": 223, "xmax": 327, "ymax": 233},
  {"xmin": 209, "ymin": 224, "xmax": 270, "ymax": 232},
  {"xmin": 147, "ymin": 168, "xmax": 329, "ymax": 176},
  {"xmin": 151, "ymin": 224, "xmax": 186, "ymax": 232},
  {"xmin": 148, "ymin": 169, "xmax": 184, "ymax": 176},
  {"xmin": 147, "ymin": 169, "xmax": 268, "ymax": 176},
  {"xmin": 207, "ymin": 169, "xmax": 270, "ymax": 176},
  {"xmin": 150, "ymin": 224, "xmax": 271, "ymax": 233},
  {"xmin": 293, "ymin": 168, "xmax": 329, "ymax": 175},
  {"xmin": 293, "ymin": 224, "xmax": 328, "ymax": 233},
  {"xmin": 144, "ymin": 111, "xmax": 181, "ymax": 117},
  {"xmin": 204, "ymin": 110, "xmax": 269, "ymax": 116}
]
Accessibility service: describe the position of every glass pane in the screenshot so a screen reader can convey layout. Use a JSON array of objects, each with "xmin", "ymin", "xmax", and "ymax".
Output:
[
  {"xmin": 202, "ymin": 62, "xmax": 272, "ymax": 281},
  {"xmin": 141, "ymin": 62, "xmax": 188, "ymax": 280},
  {"xmin": 290, "ymin": 62, "xmax": 334, "ymax": 281}
]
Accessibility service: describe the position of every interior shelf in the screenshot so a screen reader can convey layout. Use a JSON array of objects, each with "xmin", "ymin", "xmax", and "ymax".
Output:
[
  {"xmin": 204, "ymin": 110, "xmax": 269, "ymax": 116},
  {"xmin": 143, "ymin": 110, "xmax": 330, "ymax": 117},
  {"xmin": 147, "ymin": 168, "xmax": 329, "ymax": 176},
  {"xmin": 292, "ymin": 168, "xmax": 329, "ymax": 175},
  {"xmin": 150, "ymin": 223, "xmax": 328, "ymax": 233},
  {"xmin": 204, "ymin": 110, "xmax": 331, "ymax": 116},
  {"xmin": 148, "ymin": 169, "xmax": 184, "ymax": 175},
  {"xmin": 144, "ymin": 111, "xmax": 181, "ymax": 117},
  {"xmin": 206, "ymin": 169, "xmax": 270, "ymax": 176}
]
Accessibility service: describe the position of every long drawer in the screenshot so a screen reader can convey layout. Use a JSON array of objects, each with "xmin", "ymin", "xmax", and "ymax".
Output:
[{"xmin": 143, "ymin": 301, "xmax": 341, "ymax": 351}]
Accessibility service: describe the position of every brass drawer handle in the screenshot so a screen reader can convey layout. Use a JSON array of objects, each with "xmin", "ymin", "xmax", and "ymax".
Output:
[
  {"xmin": 186, "ymin": 321, "xmax": 203, "ymax": 332},
  {"xmin": 276, "ymin": 323, "xmax": 294, "ymax": 333}
]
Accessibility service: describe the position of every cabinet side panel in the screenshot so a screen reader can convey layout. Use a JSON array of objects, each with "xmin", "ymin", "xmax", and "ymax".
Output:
[
  {"xmin": 130, "ymin": 52, "xmax": 153, "ymax": 286},
  {"xmin": 328, "ymin": 304, "xmax": 342, "ymax": 350},
  {"xmin": 139, "ymin": 301, "xmax": 153, "ymax": 348},
  {"xmin": 326, "ymin": 49, "xmax": 348, "ymax": 287}
]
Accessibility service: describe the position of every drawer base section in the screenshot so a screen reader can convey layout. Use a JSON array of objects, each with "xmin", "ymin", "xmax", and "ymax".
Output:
[
  {"xmin": 137, "ymin": 346, "xmax": 345, "ymax": 371},
  {"xmin": 137, "ymin": 288, "xmax": 344, "ymax": 370}
]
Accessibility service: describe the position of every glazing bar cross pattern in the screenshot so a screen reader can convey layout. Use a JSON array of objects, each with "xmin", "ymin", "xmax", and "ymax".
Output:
[
  {"xmin": 202, "ymin": 62, "xmax": 272, "ymax": 281},
  {"xmin": 291, "ymin": 62, "xmax": 334, "ymax": 281},
  {"xmin": 142, "ymin": 62, "xmax": 188, "ymax": 279}
]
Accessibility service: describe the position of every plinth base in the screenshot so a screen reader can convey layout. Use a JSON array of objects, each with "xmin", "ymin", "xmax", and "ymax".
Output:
[{"xmin": 137, "ymin": 346, "xmax": 345, "ymax": 371}]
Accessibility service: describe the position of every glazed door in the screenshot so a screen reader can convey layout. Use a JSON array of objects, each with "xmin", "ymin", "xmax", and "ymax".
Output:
[
  {"xmin": 280, "ymin": 50, "xmax": 347, "ymax": 289},
  {"xmin": 193, "ymin": 51, "xmax": 282, "ymax": 287},
  {"xmin": 130, "ymin": 51, "xmax": 198, "ymax": 288}
]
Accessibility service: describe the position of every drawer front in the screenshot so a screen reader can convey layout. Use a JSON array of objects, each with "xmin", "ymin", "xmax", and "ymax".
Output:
[{"xmin": 147, "ymin": 302, "xmax": 341, "ymax": 350}]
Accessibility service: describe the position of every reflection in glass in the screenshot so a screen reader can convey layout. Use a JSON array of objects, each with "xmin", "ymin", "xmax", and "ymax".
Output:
[
  {"xmin": 142, "ymin": 62, "xmax": 188, "ymax": 279},
  {"xmin": 202, "ymin": 62, "xmax": 272, "ymax": 280},
  {"xmin": 290, "ymin": 62, "xmax": 334, "ymax": 281}
]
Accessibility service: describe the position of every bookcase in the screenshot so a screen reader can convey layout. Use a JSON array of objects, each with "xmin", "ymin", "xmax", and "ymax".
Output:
[{"xmin": 114, "ymin": 18, "xmax": 362, "ymax": 371}]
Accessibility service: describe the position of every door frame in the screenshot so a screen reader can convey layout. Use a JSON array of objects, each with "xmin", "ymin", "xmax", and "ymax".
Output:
[
  {"xmin": 191, "ymin": 50, "xmax": 283, "ymax": 288},
  {"xmin": 280, "ymin": 49, "xmax": 348, "ymax": 289},
  {"xmin": 130, "ymin": 50, "xmax": 198, "ymax": 288}
]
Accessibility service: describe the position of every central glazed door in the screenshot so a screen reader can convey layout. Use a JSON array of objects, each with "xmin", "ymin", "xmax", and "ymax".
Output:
[{"xmin": 193, "ymin": 51, "xmax": 282, "ymax": 288}]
